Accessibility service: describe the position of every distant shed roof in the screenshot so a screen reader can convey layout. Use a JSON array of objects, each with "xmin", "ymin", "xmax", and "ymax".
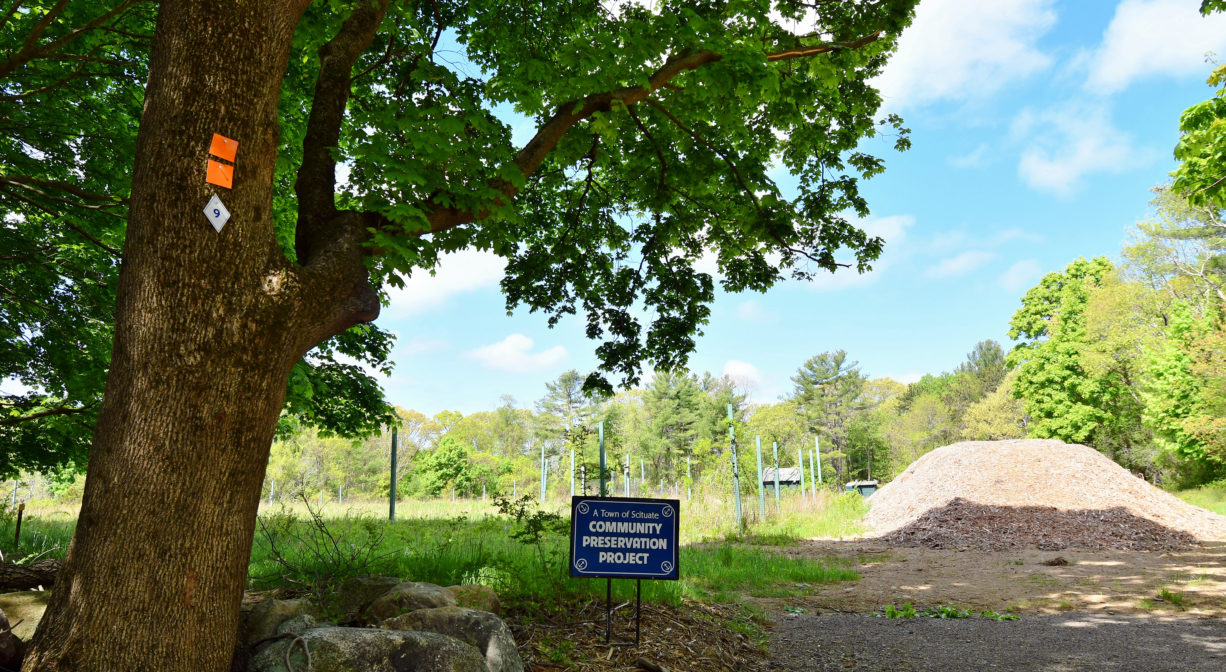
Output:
[{"xmin": 762, "ymin": 467, "xmax": 802, "ymax": 483}]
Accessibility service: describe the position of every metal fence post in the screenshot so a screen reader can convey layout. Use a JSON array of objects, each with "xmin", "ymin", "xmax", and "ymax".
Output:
[
  {"xmin": 728, "ymin": 404, "xmax": 742, "ymax": 529},
  {"xmin": 798, "ymin": 448, "xmax": 805, "ymax": 500},
  {"xmin": 772, "ymin": 441, "xmax": 780, "ymax": 512},
  {"xmin": 755, "ymin": 436, "xmax": 765, "ymax": 518},
  {"xmin": 389, "ymin": 426, "xmax": 398, "ymax": 521}
]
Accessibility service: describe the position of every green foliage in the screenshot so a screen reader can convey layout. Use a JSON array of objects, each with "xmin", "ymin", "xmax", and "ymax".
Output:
[
  {"xmin": 961, "ymin": 370, "xmax": 1028, "ymax": 441},
  {"xmin": 3, "ymin": 0, "xmax": 922, "ymax": 482},
  {"xmin": 1122, "ymin": 187, "xmax": 1225, "ymax": 306},
  {"xmin": 1171, "ymin": 55, "xmax": 1226, "ymax": 219},
  {"xmin": 1008, "ymin": 258, "xmax": 1160, "ymax": 470},
  {"xmin": 414, "ymin": 436, "xmax": 476, "ymax": 497},
  {"xmin": 1145, "ymin": 302, "xmax": 1217, "ymax": 466},
  {"xmin": 978, "ymin": 609, "xmax": 1020, "ymax": 621},
  {"xmin": 881, "ymin": 602, "xmax": 916, "ymax": 618},
  {"xmin": 642, "ymin": 370, "xmax": 702, "ymax": 479},
  {"xmin": 790, "ymin": 351, "xmax": 867, "ymax": 477},
  {"xmin": 923, "ymin": 604, "xmax": 970, "ymax": 619}
]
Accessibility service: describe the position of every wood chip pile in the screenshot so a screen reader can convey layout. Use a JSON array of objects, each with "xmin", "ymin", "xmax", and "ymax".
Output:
[{"xmin": 864, "ymin": 439, "xmax": 1226, "ymax": 550}]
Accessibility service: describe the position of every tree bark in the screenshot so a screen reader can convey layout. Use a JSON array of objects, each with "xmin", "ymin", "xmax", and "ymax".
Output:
[{"xmin": 21, "ymin": 2, "xmax": 373, "ymax": 670}]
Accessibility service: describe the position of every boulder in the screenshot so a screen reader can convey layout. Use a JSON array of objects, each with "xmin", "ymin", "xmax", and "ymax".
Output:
[
  {"xmin": 275, "ymin": 613, "xmax": 321, "ymax": 638},
  {"xmin": 383, "ymin": 606, "xmax": 523, "ymax": 672},
  {"xmin": 447, "ymin": 585, "xmax": 500, "ymax": 614},
  {"xmin": 248, "ymin": 627, "xmax": 489, "ymax": 672},
  {"xmin": 332, "ymin": 575, "xmax": 404, "ymax": 616},
  {"xmin": 244, "ymin": 598, "xmax": 319, "ymax": 647},
  {"xmin": 0, "ymin": 590, "xmax": 49, "ymax": 642},
  {"xmin": 366, "ymin": 582, "xmax": 456, "ymax": 621}
]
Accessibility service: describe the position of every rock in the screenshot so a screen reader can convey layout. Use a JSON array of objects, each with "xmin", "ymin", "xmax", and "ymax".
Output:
[
  {"xmin": 366, "ymin": 582, "xmax": 457, "ymax": 621},
  {"xmin": 244, "ymin": 598, "xmax": 319, "ymax": 647},
  {"xmin": 248, "ymin": 627, "xmax": 489, "ymax": 672},
  {"xmin": 0, "ymin": 606, "xmax": 21, "ymax": 669},
  {"xmin": 275, "ymin": 613, "xmax": 321, "ymax": 638},
  {"xmin": 383, "ymin": 606, "xmax": 523, "ymax": 672},
  {"xmin": 0, "ymin": 590, "xmax": 49, "ymax": 642},
  {"xmin": 447, "ymin": 585, "xmax": 499, "ymax": 614},
  {"xmin": 332, "ymin": 575, "xmax": 404, "ymax": 616}
]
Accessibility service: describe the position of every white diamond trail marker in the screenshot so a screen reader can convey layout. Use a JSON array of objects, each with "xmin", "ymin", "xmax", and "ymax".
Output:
[{"xmin": 204, "ymin": 194, "xmax": 230, "ymax": 232}]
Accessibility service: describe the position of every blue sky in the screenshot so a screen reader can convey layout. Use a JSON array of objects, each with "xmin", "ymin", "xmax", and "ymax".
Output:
[{"xmin": 372, "ymin": 0, "xmax": 1226, "ymax": 416}]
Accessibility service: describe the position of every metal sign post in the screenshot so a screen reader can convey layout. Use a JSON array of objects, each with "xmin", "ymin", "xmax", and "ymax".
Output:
[
  {"xmin": 570, "ymin": 496, "xmax": 680, "ymax": 646},
  {"xmin": 599, "ymin": 421, "xmax": 607, "ymax": 497}
]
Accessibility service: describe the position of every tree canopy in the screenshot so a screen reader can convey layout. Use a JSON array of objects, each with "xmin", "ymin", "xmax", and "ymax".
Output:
[{"xmin": 1, "ymin": 0, "xmax": 919, "ymax": 479}]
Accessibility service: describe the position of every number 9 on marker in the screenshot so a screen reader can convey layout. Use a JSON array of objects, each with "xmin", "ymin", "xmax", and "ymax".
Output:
[{"xmin": 204, "ymin": 194, "xmax": 230, "ymax": 233}]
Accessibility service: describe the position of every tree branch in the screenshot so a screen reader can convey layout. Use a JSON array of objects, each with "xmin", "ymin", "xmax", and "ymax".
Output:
[
  {"xmin": 0, "ymin": 0, "xmax": 25, "ymax": 36},
  {"xmin": 294, "ymin": 0, "xmax": 391, "ymax": 265},
  {"xmin": 409, "ymin": 30, "xmax": 886, "ymax": 238},
  {"xmin": 627, "ymin": 106, "xmax": 667, "ymax": 192},
  {"xmin": 0, "ymin": 403, "xmax": 91, "ymax": 427},
  {"xmin": 0, "ymin": 174, "xmax": 124, "ymax": 203},
  {"xmin": 642, "ymin": 98, "xmax": 763, "ymax": 216},
  {"xmin": 0, "ymin": 186, "xmax": 123, "ymax": 256},
  {"xmin": 0, "ymin": 0, "xmax": 142, "ymax": 80},
  {"xmin": 764, "ymin": 31, "xmax": 883, "ymax": 61}
]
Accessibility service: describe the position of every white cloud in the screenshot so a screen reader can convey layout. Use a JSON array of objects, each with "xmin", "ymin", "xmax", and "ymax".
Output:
[
  {"xmin": 397, "ymin": 337, "xmax": 450, "ymax": 357},
  {"xmin": 1013, "ymin": 102, "xmax": 1151, "ymax": 195},
  {"xmin": 465, "ymin": 334, "xmax": 567, "ymax": 373},
  {"xmin": 874, "ymin": 0, "xmax": 1057, "ymax": 109},
  {"xmin": 1000, "ymin": 259, "xmax": 1043, "ymax": 292},
  {"xmin": 926, "ymin": 250, "xmax": 996, "ymax": 278},
  {"xmin": 722, "ymin": 360, "xmax": 766, "ymax": 392},
  {"xmin": 734, "ymin": 300, "xmax": 772, "ymax": 322},
  {"xmin": 948, "ymin": 143, "xmax": 992, "ymax": 168},
  {"xmin": 993, "ymin": 228, "xmax": 1044, "ymax": 245},
  {"xmin": 889, "ymin": 372, "xmax": 925, "ymax": 385},
  {"xmin": 1085, "ymin": 0, "xmax": 1226, "ymax": 94},
  {"xmin": 384, "ymin": 249, "xmax": 505, "ymax": 318}
]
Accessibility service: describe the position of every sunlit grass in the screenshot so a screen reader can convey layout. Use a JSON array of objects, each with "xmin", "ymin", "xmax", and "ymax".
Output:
[
  {"xmin": 1174, "ymin": 481, "xmax": 1226, "ymax": 516},
  {"xmin": 8, "ymin": 488, "xmax": 867, "ymax": 610}
]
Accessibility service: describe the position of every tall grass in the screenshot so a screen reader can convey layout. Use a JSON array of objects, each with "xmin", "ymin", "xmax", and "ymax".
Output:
[
  {"xmin": 7, "ymin": 488, "xmax": 867, "ymax": 609},
  {"xmin": 1175, "ymin": 481, "xmax": 1226, "ymax": 516}
]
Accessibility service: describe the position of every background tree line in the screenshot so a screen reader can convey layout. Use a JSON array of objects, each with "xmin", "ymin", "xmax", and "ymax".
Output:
[{"xmin": 261, "ymin": 175, "xmax": 1226, "ymax": 500}]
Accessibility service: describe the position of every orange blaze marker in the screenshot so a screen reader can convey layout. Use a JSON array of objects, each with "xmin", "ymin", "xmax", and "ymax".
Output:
[
  {"xmin": 206, "ymin": 160, "xmax": 234, "ymax": 189},
  {"xmin": 209, "ymin": 133, "xmax": 238, "ymax": 162}
]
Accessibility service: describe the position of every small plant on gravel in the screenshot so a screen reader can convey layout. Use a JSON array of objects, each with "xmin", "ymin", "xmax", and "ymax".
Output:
[
  {"xmin": 923, "ymin": 605, "xmax": 970, "ymax": 619},
  {"xmin": 1158, "ymin": 588, "xmax": 1187, "ymax": 607},
  {"xmin": 881, "ymin": 602, "xmax": 917, "ymax": 619},
  {"xmin": 978, "ymin": 610, "xmax": 1020, "ymax": 621}
]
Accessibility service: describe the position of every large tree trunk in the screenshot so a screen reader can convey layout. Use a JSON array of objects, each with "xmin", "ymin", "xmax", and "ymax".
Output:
[{"xmin": 22, "ymin": 2, "xmax": 373, "ymax": 669}]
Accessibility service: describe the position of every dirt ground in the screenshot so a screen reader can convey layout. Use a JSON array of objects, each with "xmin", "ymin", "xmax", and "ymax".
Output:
[
  {"xmin": 765, "ymin": 539, "xmax": 1226, "ymax": 616},
  {"xmin": 757, "ymin": 539, "xmax": 1226, "ymax": 672}
]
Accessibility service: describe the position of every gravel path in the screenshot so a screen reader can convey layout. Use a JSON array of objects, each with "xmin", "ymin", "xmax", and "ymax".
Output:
[{"xmin": 770, "ymin": 612, "xmax": 1226, "ymax": 671}]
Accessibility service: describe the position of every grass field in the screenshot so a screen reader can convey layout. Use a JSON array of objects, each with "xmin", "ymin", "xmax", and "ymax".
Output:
[
  {"xmin": 1173, "ymin": 481, "xmax": 1226, "ymax": 516},
  {"xmin": 0, "ymin": 489, "xmax": 867, "ymax": 609}
]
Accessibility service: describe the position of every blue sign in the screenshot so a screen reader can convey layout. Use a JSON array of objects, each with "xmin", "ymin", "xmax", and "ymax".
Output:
[{"xmin": 570, "ymin": 496, "xmax": 679, "ymax": 580}]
